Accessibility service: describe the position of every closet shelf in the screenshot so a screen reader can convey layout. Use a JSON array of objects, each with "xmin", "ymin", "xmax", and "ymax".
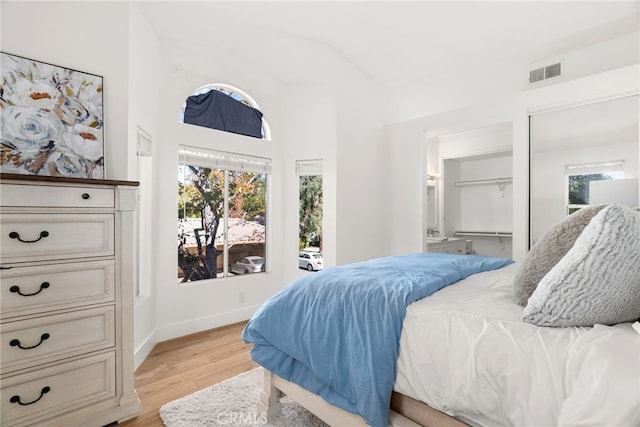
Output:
[{"xmin": 454, "ymin": 231, "xmax": 513, "ymax": 238}]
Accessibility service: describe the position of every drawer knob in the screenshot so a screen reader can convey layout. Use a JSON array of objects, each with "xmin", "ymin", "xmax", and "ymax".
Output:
[
  {"xmin": 8, "ymin": 230, "xmax": 49, "ymax": 243},
  {"xmin": 10, "ymin": 386, "xmax": 51, "ymax": 406},
  {"xmin": 82, "ymin": 193, "xmax": 91, "ymax": 200},
  {"xmin": 9, "ymin": 282, "xmax": 50, "ymax": 296},
  {"xmin": 10, "ymin": 333, "xmax": 50, "ymax": 350}
]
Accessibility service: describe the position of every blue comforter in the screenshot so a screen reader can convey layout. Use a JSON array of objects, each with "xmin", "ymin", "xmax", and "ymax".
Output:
[{"xmin": 242, "ymin": 253, "xmax": 513, "ymax": 427}]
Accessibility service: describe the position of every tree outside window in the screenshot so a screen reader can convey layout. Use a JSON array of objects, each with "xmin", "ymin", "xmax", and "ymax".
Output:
[
  {"xmin": 299, "ymin": 175, "xmax": 323, "ymax": 252},
  {"xmin": 178, "ymin": 162, "xmax": 267, "ymax": 282}
]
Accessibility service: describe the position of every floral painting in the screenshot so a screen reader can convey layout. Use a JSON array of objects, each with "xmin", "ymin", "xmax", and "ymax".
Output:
[{"xmin": 0, "ymin": 52, "xmax": 104, "ymax": 178}]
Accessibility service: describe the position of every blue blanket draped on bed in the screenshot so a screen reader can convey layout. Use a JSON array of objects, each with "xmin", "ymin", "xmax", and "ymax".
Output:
[{"xmin": 242, "ymin": 253, "xmax": 513, "ymax": 427}]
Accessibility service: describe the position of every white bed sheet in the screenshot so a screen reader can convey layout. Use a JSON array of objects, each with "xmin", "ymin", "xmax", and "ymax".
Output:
[{"xmin": 394, "ymin": 263, "xmax": 640, "ymax": 427}]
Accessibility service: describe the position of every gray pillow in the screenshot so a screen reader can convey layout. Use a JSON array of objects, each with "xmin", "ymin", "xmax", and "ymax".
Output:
[
  {"xmin": 513, "ymin": 204, "xmax": 605, "ymax": 306},
  {"xmin": 522, "ymin": 204, "xmax": 640, "ymax": 327}
]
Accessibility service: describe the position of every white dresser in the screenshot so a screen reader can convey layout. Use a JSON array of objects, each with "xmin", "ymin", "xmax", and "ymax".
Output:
[{"xmin": 0, "ymin": 174, "xmax": 141, "ymax": 427}]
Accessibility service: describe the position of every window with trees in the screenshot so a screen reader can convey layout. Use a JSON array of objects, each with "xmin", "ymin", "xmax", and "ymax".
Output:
[
  {"xmin": 297, "ymin": 160, "xmax": 323, "ymax": 257},
  {"xmin": 566, "ymin": 161, "xmax": 624, "ymax": 214},
  {"xmin": 178, "ymin": 147, "xmax": 269, "ymax": 282}
]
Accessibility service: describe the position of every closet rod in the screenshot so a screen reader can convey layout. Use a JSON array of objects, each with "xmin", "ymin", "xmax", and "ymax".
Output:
[{"xmin": 454, "ymin": 177, "xmax": 513, "ymax": 186}]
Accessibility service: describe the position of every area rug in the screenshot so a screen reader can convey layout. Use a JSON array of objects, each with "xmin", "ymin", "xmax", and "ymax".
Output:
[{"xmin": 159, "ymin": 367, "xmax": 328, "ymax": 426}]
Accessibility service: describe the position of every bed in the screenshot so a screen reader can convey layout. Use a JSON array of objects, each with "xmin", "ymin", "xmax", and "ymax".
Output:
[{"xmin": 242, "ymin": 204, "xmax": 640, "ymax": 426}]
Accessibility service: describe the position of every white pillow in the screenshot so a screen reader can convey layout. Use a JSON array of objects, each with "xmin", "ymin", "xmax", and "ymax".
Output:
[
  {"xmin": 522, "ymin": 204, "xmax": 640, "ymax": 327},
  {"xmin": 512, "ymin": 205, "xmax": 605, "ymax": 306}
]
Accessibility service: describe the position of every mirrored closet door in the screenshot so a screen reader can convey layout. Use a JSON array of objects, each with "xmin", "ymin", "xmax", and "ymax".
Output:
[{"xmin": 529, "ymin": 95, "xmax": 639, "ymax": 247}]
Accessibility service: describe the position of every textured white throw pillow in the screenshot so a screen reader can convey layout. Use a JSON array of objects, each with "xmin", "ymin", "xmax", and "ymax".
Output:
[
  {"xmin": 512, "ymin": 205, "xmax": 605, "ymax": 306},
  {"xmin": 523, "ymin": 204, "xmax": 640, "ymax": 327}
]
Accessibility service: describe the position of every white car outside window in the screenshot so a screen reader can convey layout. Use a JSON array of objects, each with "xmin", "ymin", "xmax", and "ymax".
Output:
[
  {"xmin": 298, "ymin": 252, "xmax": 323, "ymax": 271},
  {"xmin": 231, "ymin": 256, "xmax": 265, "ymax": 274}
]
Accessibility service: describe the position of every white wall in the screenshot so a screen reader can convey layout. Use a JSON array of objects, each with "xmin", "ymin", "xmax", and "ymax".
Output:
[
  {"xmin": 336, "ymin": 82, "xmax": 404, "ymax": 264},
  {"xmin": 1, "ymin": 1, "xmax": 131, "ymax": 180},
  {"xmin": 438, "ymin": 124, "xmax": 513, "ymax": 159},
  {"xmin": 280, "ymin": 84, "xmax": 337, "ymax": 283},
  {"xmin": 523, "ymin": 32, "xmax": 639, "ymax": 92},
  {"xmin": 384, "ymin": 124, "xmax": 427, "ymax": 255},
  {"xmin": 129, "ymin": 3, "xmax": 161, "ymax": 368}
]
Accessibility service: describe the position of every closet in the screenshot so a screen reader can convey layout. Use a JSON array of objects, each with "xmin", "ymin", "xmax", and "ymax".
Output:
[
  {"xmin": 442, "ymin": 151, "xmax": 513, "ymax": 258},
  {"xmin": 428, "ymin": 122, "xmax": 513, "ymax": 258}
]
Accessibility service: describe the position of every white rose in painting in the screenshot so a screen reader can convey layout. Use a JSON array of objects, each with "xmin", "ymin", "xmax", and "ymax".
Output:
[
  {"xmin": 46, "ymin": 150, "xmax": 88, "ymax": 177},
  {"xmin": 70, "ymin": 123, "xmax": 103, "ymax": 161},
  {"xmin": 8, "ymin": 79, "xmax": 59, "ymax": 110},
  {"xmin": 45, "ymin": 150, "xmax": 103, "ymax": 179},
  {"xmin": 1, "ymin": 106, "xmax": 64, "ymax": 155},
  {"xmin": 55, "ymin": 96, "xmax": 90, "ymax": 126}
]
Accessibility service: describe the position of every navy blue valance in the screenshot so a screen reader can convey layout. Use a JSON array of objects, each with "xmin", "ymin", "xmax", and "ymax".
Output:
[{"xmin": 183, "ymin": 90, "xmax": 264, "ymax": 139}]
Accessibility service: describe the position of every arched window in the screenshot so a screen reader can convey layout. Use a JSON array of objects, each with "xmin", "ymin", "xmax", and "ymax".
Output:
[
  {"xmin": 180, "ymin": 83, "xmax": 271, "ymax": 140},
  {"xmin": 177, "ymin": 84, "xmax": 272, "ymax": 283}
]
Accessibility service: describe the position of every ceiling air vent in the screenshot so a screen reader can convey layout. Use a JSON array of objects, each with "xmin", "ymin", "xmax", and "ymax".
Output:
[
  {"xmin": 529, "ymin": 67, "xmax": 545, "ymax": 83},
  {"xmin": 545, "ymin": 63, "xmax": 562, "ymax": 79},
  {"xmin": 529, "ymin": 62, "xmax": 562, "ymax": 84}
]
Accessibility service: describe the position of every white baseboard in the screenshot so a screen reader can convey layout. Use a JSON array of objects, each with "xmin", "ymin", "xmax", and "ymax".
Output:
[
  {"xmin": 155, "ymin": 304, "xmax": 261, "ymax": 344},
  {"xmin": 134, "ymin": 330, "xmax": 157, "ymax": 371},
  {"xmin": 133, "ymin": 305, "xmax": 260, "ymax": 370}
]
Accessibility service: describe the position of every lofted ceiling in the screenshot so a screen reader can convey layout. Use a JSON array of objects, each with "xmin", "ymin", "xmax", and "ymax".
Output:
[{"xmin": 138, "ymin": 1, "xmax": 640, "ymax": 120}]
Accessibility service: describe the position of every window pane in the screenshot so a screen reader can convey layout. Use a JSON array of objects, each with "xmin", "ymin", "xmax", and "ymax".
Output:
[
  {"xmin": 227, "ymin": 171, "xmax": 267, "ymax": 275},
  {"xmin": 178, "ymin": 165, "xmax": 225, "ymax": 282},
  {"xmin": 299, "ymin": 175, "xmax": 323, "ymax": 252},
  {"xmin": 567, "ymin": 171, "xmax": 624, "ymax": 215},
  {"xmin": 178, "ymin": 157, "xmax": 269, "ymax": 282}
]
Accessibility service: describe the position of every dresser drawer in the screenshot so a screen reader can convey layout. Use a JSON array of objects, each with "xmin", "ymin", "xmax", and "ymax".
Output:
[
  {"xmin": 0, "ymin": 184, "xmax": 115, "ymax": 208},
  {"xmin": 1, "ymin": 351, "xmax": 116, "ymax": 427},
  {"xmin": 0, "ymin": 214, "xmax": 114, "ymax": 263},
  {"xmin": 1, "ymin": 306, "xmax": 115, "ymax": 373},
  {"xmin": 0, "ymin": 260, "xmax": 115, "ymax": 319}
]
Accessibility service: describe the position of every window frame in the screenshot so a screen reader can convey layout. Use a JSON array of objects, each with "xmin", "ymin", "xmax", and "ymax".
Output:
[
  {"xmin": 178, "ymin": 146, "xmax": 270, "ymax": 283},
  {"xmin": 564, "ymin": 160, "xmax": 625, "ymax": 215},
  {"xmin": 297, "ymin": 159, "xmax": 323, "ymax": 266},
  {"xmin": 135, "ymin": 127, "xmax": 153, "ymax": 298}
]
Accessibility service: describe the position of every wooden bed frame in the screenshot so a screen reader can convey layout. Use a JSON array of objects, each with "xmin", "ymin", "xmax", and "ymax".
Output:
[{"xmin": 260, "ymin": 369, "xmax": 467, "ymax": 427}]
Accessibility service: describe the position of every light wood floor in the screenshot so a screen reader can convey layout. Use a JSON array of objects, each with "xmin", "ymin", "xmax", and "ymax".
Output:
[{"xmin": 120, "ymin": 321, "xmax": 257, "ymax": 427}]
